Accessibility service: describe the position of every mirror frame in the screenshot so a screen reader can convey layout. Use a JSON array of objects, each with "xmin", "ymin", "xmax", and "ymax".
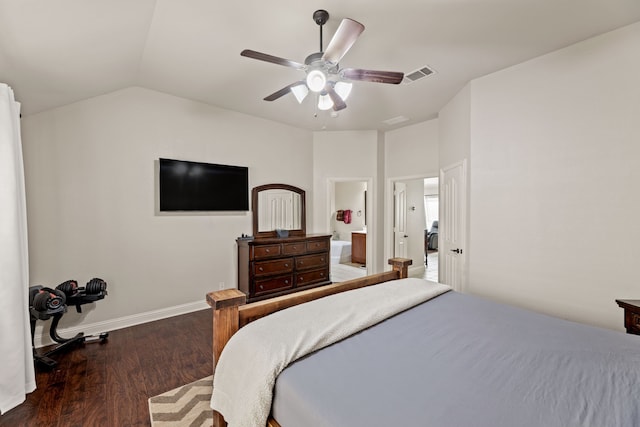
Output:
[{"xmin": 252, "ymin": 183, "xmax": 306, "ymax": 238}]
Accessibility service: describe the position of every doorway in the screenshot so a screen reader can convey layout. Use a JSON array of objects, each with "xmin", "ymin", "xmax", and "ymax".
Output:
[
  {"xmin": 328, "ymin": 178, "xmax": 372, "ymax": 282},
  {"xmin": 389, "ymin": 176, "xmax": 439, "ymax": 281},
  {"xmin": 423, "ymin": 177, "xmax": 439, "ymax": 282}
]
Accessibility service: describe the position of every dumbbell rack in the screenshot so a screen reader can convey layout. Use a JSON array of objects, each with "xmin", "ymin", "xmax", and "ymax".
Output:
[{"xmin": 30, "ymin": 284, "xmax": 109, "ymax": 369}]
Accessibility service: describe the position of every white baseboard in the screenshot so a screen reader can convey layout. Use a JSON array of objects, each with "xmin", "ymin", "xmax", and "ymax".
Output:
[
  {"xmin": 408, "ymin": 264, "xmax": 426, "ymax": 277},
  {"xmin": 34, "ymin": 300, "xmax": 209, "ymax": 348}
]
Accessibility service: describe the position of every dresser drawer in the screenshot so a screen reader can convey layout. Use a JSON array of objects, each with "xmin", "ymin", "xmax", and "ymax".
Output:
[
  {"xmin": 283, "ymin": 242, "xmax": 307, "ymax": 255},
  {"xmin": 253, "ymin": 258, "xmax": 294, "ymax": 276},
  {"xmin": 254, "ymin": 275, "xmax": 293, "ymax": 296},
  {"xmin": 253, "ymin": 244, "xmax": 282, "ymax": 259},
  {"xmin": 295, "ymin": 268, "xmax": 329, "ymax": 287},
  {"xmin": 306, "ymin": 239, "xmax": 328, "ymax": 252},
  {"xmin": 295, "ymin": 253, "xmax": 328, "ymax": 271}
]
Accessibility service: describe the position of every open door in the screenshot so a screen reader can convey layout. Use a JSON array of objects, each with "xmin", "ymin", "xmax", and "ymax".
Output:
[
  {"xmin": 393, "ymin": 182, "xmax": 408, "ymax": 258},
  {"xmin": 440, "ymin": 160, "xmax": 467, "ymax": 292}
]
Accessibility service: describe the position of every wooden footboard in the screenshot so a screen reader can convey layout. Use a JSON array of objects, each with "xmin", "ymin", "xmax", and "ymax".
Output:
[{"xmin": 206, "ymin": 257, "xmax": 412, "ymax": 427}]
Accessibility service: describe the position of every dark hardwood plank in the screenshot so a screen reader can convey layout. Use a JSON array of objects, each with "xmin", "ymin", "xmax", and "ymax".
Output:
[
  {"xmin": 0, "ymin": 309, "xmax": 213, "ymax": 427},
  {"xmin": 105, "ymin": 327, "xmax": 147, "ymax": 426},
  {"xmin": 81, "ymin": 341, "xmax": 108, "ymax": 427},
  {"xmin": 58, "ymin": 349, "xmax": 88, "ymax": 426}
]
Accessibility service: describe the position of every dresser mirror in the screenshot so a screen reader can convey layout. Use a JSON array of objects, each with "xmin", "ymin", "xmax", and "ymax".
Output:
[{"xmin": 252, "ymin": 183, "xmax": 306, "ymax": 238}]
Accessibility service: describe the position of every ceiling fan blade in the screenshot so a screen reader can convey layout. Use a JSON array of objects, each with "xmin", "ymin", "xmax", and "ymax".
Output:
[
  {"xmin": 322, "ymin": 18, "xmax": 365, "ymax": 64},
  {"xmin": 341, "ymin": 68, "xmax": 404, "ymax": 84},
  {"xmin": 264, "ymin": 81, "xmax": 306, "ymax": 102},
  {"xmin": 325, "ymin": 86, "xmax": 347, "ymax": 111},
  {"xmin": 241, "ymin": 49, "xmax": 306, "ymax": 70}
]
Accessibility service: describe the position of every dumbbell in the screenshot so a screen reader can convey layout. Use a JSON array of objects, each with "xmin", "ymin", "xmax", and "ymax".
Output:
[
  {"xmin": 56, "ymin": 280, "xmax": 79, "ymax": 298},
  {"xmin": 56, "ymin": 278, "xmax": 107, "ymax": 297},
  {"xmin": 32, "ymin": 287, "xmax": 66, "ymax": 312},
  {"xmin": 85, "ymin": 278, "xmax": 107, "ymax": 294}
]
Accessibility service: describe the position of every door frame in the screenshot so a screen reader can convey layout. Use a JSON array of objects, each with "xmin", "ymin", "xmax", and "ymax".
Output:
[
  {"xmin": 327, "ymin": 177, "xmax": 374, "ymax": 275},
  {"xmin": 385, "ymin": 172, "xmax": 438, "ymax": 275}
]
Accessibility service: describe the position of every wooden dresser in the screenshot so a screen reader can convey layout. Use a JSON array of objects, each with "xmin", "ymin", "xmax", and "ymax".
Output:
[{"xmin": 237, "ymin": 234, "xmax": 331, "ymax": 302}]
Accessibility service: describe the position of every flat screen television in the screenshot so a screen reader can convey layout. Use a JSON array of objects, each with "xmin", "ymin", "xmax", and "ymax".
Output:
[{"xmin": 159, "ymin": 158, "xmax": 249, "ymax": 211}]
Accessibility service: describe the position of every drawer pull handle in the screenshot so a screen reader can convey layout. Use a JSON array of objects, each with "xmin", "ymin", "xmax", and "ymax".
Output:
[
  {"xmin": 259, "ymin": 267, "xmax": 263, "ymax": 272},
  {"xmin": 259, "ymin": 285, "xmax": 264, "ymax": 290},
  {"xmin": 293, "ymin": 246, "xmax": 297, "ymax": 249},
  {"xmin": 299, "ymin": 277, "xmax": 304, "ymax": 282},
  {"xmin": 320, "ymin": 272, "xmax": 324, "ymax": 277},
  {"xmin": 285, "ymin": 280, "xmax": 289, "ymax": 284},
  {"xmin": 321, "ymin": 257, "xmax": 325, "ymax": 262},
  {"xmin": 266, "ymin": 249, "xmax": 270, "ymax": 253},
  {"xmin": 285, "ymin": 263, "xmax": 289, "ymax": 267}
]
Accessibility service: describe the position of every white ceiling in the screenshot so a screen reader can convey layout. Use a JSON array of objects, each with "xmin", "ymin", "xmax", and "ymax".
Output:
[{"xmin": 2, "ymin": 0, "xmax": 640, "ymax": 132}]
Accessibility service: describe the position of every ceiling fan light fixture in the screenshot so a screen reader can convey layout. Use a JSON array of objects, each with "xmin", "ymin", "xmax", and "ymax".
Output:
[
  {"xmin": 291, "ymin": 84, "xmax": 309, "ymax": 103},
  {"xmin": 318, "ymin": 93, "xmax": 334, "ymax": 110},
  {"xmin": 242, "ymin": 10, "xmax": 405, "ymax": 115},
  {"xmin": 306, "ymin": 69, "xmax": 327, "ymax": 92},
  {"xmin": 334, "ymin": 81, "xmax": 352, "ymax": 101}
]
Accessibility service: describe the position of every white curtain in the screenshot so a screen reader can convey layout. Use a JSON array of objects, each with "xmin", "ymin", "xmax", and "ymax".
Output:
[{"xmin": 0, "ymin": 83, "xmax": 35, "ymax": 414}]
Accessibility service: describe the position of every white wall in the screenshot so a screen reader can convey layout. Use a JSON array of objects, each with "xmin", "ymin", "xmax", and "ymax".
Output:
[
  {"xmin": 385, "ymin": 119, "xmax": 439, "ymax": 178},
  {"xmin": 22, "ymin": 87, "xmax": 313, "ymax": 337},
  {"xmin": 312, "ymin": 130, "xmax": 380, "ymax": 269},
  {"xmin": 468, "ymin": 22, "xmax": 640, "ymax": 331},
  {"xmin": 439, "ymin": 84, "xmax": 471, "ymax": 170}
]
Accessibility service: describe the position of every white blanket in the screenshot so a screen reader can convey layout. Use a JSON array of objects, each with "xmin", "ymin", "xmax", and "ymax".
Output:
[{"xmin": 210, "ymin": 278, "xmax": 451, "ymax": 427}]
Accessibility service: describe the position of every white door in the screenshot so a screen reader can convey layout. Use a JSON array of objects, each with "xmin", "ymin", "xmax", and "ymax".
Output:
[
  {"xmin": 394, "ymin": 182, "xmax": 408, "ymax": 258},
  {"xmin": 440, "ymin": 160, "xmax": 467, "ymax": 291}
]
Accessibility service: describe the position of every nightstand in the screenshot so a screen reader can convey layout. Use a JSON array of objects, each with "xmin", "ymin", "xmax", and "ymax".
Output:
[{"xmin": 615, "ymin": 299, "xmax": 640, "ymax": 336}]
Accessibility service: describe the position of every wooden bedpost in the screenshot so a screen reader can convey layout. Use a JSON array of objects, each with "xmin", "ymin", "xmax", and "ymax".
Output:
[
  {"xmin": 388, "ymin": 258, "xmax": 412, "ymax": 278},
  {"xmin": 206, "ymin": 288, "xmax": 246, "ymax": 427}
]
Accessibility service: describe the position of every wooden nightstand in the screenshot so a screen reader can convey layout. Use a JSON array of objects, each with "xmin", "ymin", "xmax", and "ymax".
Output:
[{"xmin": 615, "ymin": 299, "xmax": 640, "ymax": 336}]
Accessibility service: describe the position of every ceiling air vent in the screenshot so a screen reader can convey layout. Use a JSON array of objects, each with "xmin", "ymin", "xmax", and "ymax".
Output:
[
  {"xmin": 382, "ymin": 116, "xmax": 410, "ymax": 126},
  {"xmin": 403, "ymin": 66, "xmax": 435, "ymax": 84}
]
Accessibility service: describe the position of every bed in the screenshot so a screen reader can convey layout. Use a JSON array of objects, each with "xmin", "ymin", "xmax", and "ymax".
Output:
[
  {"xmin": 330, "ymin": 239, "xmax": 352, "ymax": 264},
  {"xmin": 206, "ymin": 258, "xmax": 640, "ymax": 427}
]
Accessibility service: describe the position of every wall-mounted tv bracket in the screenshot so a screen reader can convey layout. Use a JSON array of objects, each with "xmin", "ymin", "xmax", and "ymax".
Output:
[{"xmin": 29, "ymin": 278, "xmax": 108, "ymax": 369}]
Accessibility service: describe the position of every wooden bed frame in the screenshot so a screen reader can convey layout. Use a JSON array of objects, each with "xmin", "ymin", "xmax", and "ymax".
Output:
[{"xmin": 206, "ymin": 258, "xmax": 413, "ymax": 427}]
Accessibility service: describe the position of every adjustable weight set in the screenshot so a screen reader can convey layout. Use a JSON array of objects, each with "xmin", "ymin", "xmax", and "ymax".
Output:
[{"xmin": 29, "ymin": 278, "xmax": 109, "ymax": 369}]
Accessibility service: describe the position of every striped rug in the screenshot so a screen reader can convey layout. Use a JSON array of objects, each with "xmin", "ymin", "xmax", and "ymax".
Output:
[{"xmin": 148, "ymin": 376, "xmax": 213, "ymax": 427}]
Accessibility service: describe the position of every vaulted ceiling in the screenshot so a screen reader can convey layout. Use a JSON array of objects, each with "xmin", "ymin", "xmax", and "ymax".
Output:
[{"xmin": 2, "ymin": 0, "xmax": 640, "ymax": 131}]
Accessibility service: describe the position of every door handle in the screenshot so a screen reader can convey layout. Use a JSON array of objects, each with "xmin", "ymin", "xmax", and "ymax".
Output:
[
  {"xmin": 450, "ymin": 248, "xmax": 463, "ymax": 254},
  {"xmin": 404, "ymin": 235, "xmax": 408, "ymax": 238}
]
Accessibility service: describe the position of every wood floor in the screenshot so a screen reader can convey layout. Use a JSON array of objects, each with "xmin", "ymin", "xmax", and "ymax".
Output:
[{"xmin": 0, "ymin": 309, "xmax": 213, "ymax": 427}]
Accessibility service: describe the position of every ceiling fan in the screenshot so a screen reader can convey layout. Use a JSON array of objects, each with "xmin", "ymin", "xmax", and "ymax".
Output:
[{"xmin": 241, "ymin": 9, "xmax": 404, "ymax": 113}]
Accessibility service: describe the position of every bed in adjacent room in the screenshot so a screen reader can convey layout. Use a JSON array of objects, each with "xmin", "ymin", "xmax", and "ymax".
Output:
[{"xmin": 206, "ymin": 258, "xmax": 640, "ymax": 427}]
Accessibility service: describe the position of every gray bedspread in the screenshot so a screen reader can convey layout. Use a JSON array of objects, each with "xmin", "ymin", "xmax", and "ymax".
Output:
[{"xmin": 271, "ymin": 291, "xmax": 640, "ymax": 427}]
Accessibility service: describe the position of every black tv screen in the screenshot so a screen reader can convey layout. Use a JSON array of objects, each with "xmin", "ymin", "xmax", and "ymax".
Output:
[{"xmin": 159, "ymin": 158, "xmax": 249, "ymax": 211}]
